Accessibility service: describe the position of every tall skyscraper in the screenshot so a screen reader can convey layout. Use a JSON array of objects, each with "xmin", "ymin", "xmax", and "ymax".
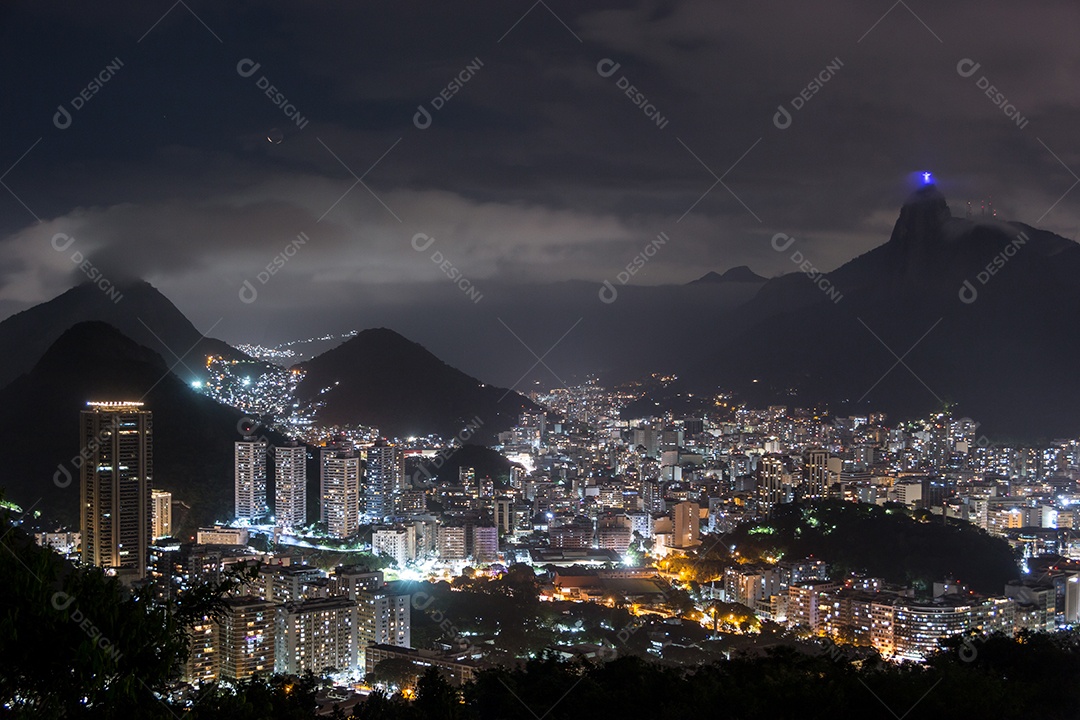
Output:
[
  {"xmin": 322, "ymin": 446, "xmax": 360, "ymax": 538},
  {"xmin": 80, "ymin": 401, "xmax": 153, "ymax": 580},
  {"xmin": 151, "ymin": 489, "xmax": 172, "ymax": 540},
  {"xmin": 364, "ymin": 440, "xmax": 402, "ymax": 522},
  {"xmin": 274, "ymin": 441, "xmax": 307, "ymax": 532},
  {"xmin": 758, "ymin": 454, "xmax": 788, "ymax": 514},
  {"xmin": 925, "ymin": 413, "xmax": 952, "ymax": 468},
  {"xmin": 235, "ymin": 437, "xmax": 268, "ymax": 523},
  {"xmin": 803, "ymin": 448, "xmax": 830, "ymax": 499}
]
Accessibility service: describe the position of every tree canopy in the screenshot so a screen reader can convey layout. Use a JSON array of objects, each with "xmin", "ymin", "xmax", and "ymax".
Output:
[{"xmin": 725, "ymin": 500, "xmax": 1019, "ymax": 594}]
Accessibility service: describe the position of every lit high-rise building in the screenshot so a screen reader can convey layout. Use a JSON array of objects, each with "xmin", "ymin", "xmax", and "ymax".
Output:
[
  {"xmin": 672, "ymin": 501, "xmax": 701, "ymax": 549},
  {"xmin": 196, "ymin": 526, "xmax": 249, "ymax": 545},
  {"xmin": 274, "ymin": 442, "xmax": 307, "ymax": 532},
  {"xmin": 151, "ymin": 489, "xmax": 172, "ymax": 540},
  {"xmin": 437, "ymin": 525, "xmax": 468, "ymax": 561},
  {"xmin": 184, "ymin": 614, "xmax": 219, "ymax": 685},
  {"xmin": 358, "ymin": 587, "xmax": 411, "ymax": 669},
  {"xmin": 494, "ymin": 497, "xmax": 514, "ymax": 535},
  {"xmin": 322, "ymin": 446, "xmax": 360, "ymax": 538},
  {"xmin": 80, "ymin": 401, "xmax": 153, "ymax": 580},
  {"xmin": 549, "ymin": 517, "xmax": 593, "ymax": 548},
  {"xmin": 459, "ymin": 466, "xmax": 476, "ymax": 496},
  {"xmin": 219, "ymin": 596, "xmax": 276, "ymax": 680},
  {"xmin": 330, "ymin": 566, "xmax": 384, "ymax": 600},
  {"xmin": 891, "ymin": 596, "xmax": 1015, "ymax": 662},
  {"xmin": 235, "ymin": 437, "xmax": 268, "ymax": 522},
  {"xmin": 364, "ymin": 440, "xmax": 403, "ymax": 522},
  {"xmin": 642, "ymin": 479, "xmax": 664, "ymax": 514},
  {"xmin": 803, "ymin": 448, "xmax": 830, "ymax": 498},
  {"xmin": 1065, "ymin": 574, "xmax": 1080, "ymax": 624},
  {"xmin": 597, "ymin": 514, "xmax": 633, "ymax": 553},
  {"xmin": 628, "ymin": 511, "xmax": 653, "ymax": 539},
  {"xmin": 276, "ymin": 597, "xmax": 360, "ymax": 675},
  {"xmin": 786, "ymin": 580, "xmax": 840, "ymax": 633},
  {"xmin": 372, "ymin": 526, "xmax": 414, "ymax": 567},
  {"xmin": 395, "ymin": 490, "xmax": 427, "ymax": 514},
  {"xmin": 255, "ymin": 564, "xmax": 325, "ymax": 604},
  {"xmin": 758, "ymin": 454, "xmax": 788, "ymax": 514},
  {"xmin": 471, "ymin": 525, "xmax": 498, "ymax": 562}
]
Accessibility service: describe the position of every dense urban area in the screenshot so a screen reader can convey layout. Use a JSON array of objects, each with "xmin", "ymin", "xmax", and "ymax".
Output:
[{"xmin": 10, "ymin": 361, "xmax": 1080, "ymax": 717}]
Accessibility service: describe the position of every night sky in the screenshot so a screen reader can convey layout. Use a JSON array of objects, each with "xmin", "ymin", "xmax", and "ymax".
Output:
[{"xmin": 2, "ymin": 1, "xmax": 1078, "ymax": 383}]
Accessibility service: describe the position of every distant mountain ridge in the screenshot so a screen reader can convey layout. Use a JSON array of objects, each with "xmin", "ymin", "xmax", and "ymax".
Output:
[
  {"xmin": 0, "ymin": 280, "xmax": 245, "ymax": 390},
  {"xmin": 689, "ymin": 266, "xmax": 767, "ymax": 284},
  {"xmin": 686, "ymin": 185, "xmax": 1080, "ymax": 439}
]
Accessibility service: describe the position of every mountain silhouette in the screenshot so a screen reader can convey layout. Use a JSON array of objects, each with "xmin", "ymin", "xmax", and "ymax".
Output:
[
  {"xmin": 294, "ymin": 328, "xmax": 540, "ymax": 440},
  {"xmin": 0, "ymin": 280, "xmax": 245, "ymax": 390},
  {"xmin": 687, "ymin": 185, "xmax": 1080, "ymax": 439}
]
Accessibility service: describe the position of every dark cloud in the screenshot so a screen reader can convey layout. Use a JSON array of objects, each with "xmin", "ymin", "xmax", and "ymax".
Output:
[{"xmin": 2, "ymin": 0, "xmax": 1079, "ymax": 374}]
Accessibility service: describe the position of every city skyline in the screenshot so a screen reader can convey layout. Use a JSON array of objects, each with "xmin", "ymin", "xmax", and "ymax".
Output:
[{"xmin": 5, "ymin": 346, "xmax": 1080, "ymax": 715}]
